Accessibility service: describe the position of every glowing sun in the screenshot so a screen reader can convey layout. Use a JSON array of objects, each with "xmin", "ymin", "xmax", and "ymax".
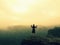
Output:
[{"xmin": 12, "ymin": 5, "xmax": 28, "ymax": 13}]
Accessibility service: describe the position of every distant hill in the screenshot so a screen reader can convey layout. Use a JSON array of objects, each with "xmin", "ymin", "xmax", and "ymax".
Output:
[
  {"xmin": 6, "ymin": 25, "xmax": 48, "ymax": 37},
  {"xmin": 47, "ymin": 27, "xmax": 60, "ymax": 37}
]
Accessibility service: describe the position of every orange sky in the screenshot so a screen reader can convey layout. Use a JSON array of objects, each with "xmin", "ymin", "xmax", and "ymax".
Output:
[{"xmin": 0, "ymin": 0, "xmax": 60, "ymax": 28}]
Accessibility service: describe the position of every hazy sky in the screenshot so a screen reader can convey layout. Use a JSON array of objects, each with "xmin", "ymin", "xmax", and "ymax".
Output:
[{"xmin": 0, "ymin": 0, "xmax": 60, "ymax": 28}]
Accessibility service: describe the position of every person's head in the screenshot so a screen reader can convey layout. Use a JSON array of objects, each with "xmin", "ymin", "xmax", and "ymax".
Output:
[{"xmin": 33, "ymin": 24, "xmax": 35, "ymax": 26}]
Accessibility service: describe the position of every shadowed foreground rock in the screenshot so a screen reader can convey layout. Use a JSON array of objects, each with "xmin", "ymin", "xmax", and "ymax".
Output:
[
  {"xmin": 21, "ymin": 37, "xmax": 48, "ymax": 45},
  {"xmin": 21, "ymin": 37, "xmax": 60, "ymax": 45}
]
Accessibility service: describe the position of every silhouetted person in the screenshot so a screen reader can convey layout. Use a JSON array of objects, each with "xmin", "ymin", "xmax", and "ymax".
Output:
[{"xmin": 31, "ymin": 24, "xmax": 37, "ymax": 33}]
